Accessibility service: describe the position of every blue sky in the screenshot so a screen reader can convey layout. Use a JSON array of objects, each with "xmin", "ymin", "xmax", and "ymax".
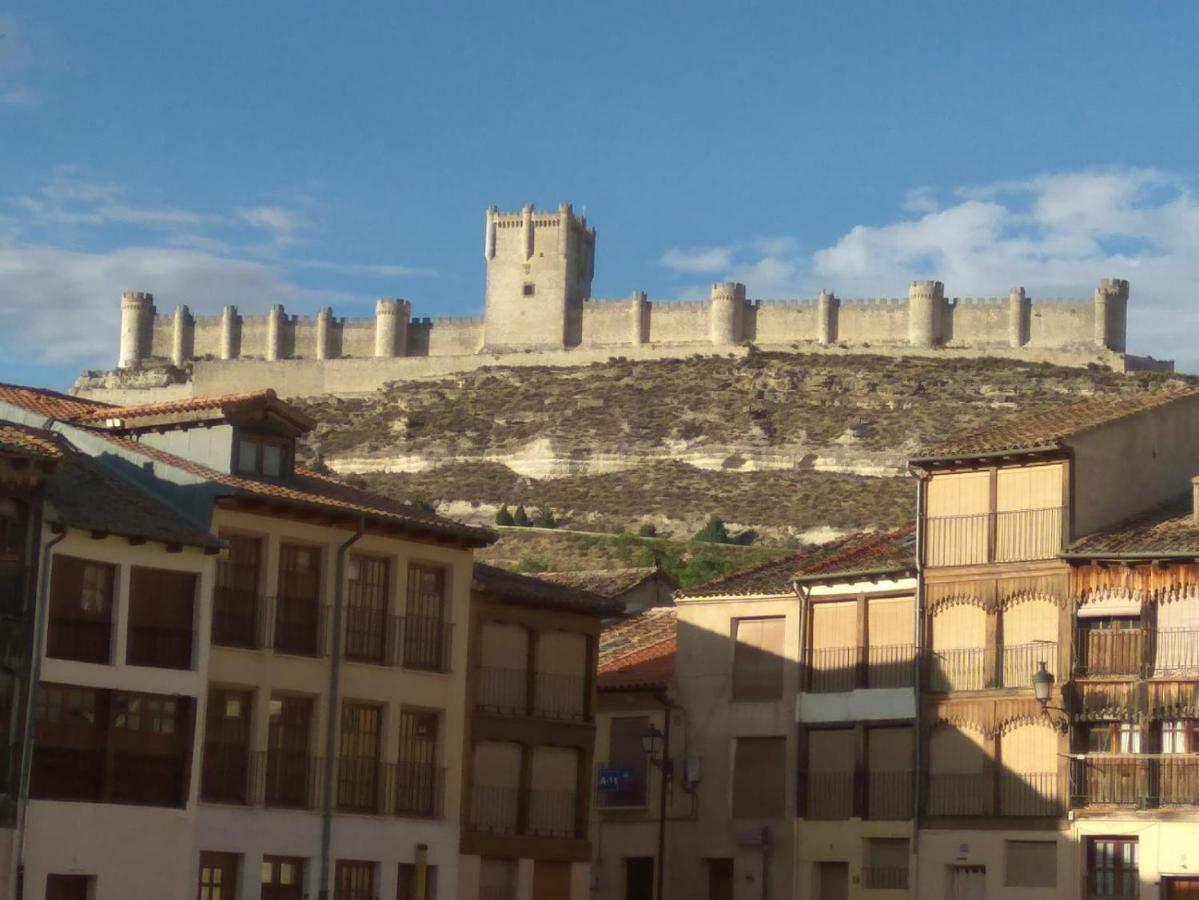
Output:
[{"xmin": 4, "ymin": 1, "xmax": 1199, "ymax": 387}]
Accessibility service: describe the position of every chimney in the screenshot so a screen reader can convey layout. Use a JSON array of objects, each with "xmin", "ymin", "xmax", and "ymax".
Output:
[{"xmin": 1193, "ymin": 477, "xmax": 1199, "ymax": 522}]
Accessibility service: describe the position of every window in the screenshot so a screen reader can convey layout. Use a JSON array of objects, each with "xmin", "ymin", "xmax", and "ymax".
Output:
[
  {"xmin": 864, "ymin": 838, "xmax": 909, "ymax": 890},
  {"xmin": 275, "ymin": 544, "xmax": 322, "ymax": 656},
  {"xmin": 397, "ymin": 863, "xmax": 437, "ymax": 900},
  {"xmin": 47, "ymin": 556, "xmax": 114, "ymax": 664},
  {"xmin": 732, "ymin": 617, "xmax": 784, "ymax": 700},
  {"xmin": 337, "ymin": 702, "xmax": 383, "ymax": 813},
  {"xmin": 262, "ymin": 856, "xmax": 304, "ymax": 900},
  {"xmin": 1084, "ymin": 722, "xmax": 1142, "ymax": 754},
  {"xmin": 605, "ymin": 715, "xmax": 648, "ymax": 807},
  {"xmin": 201, "ymin": 688, "xmax": 252, "ymax": 804},
  {"xmin": 127, "ymin": 566, "xmax": 196, "ymax": 669},
  {"xmin": 214, "ymin": 533, "xmax": 261, "ymax": 648},
  {"xmin": 1005, "ymin": 840, "xmax": 1056, "ymax": 888},
  {"xmin": 396, "ymin": 709, "xmax": 441, "ymax": 817},
  {"xmin": 335, "ymin": 861, "xmax": 375, "ymax": 900},
  {"xmin": 265, "ymin": 695, "xmax": 315, "ymax": 808},
  {"xmin": 198, "ymin": 852, "xmax": 239, "ymax": 900},
  {"xmin": 732, "ymin": 736, "xmax": 785, "ymax": 818},
  {"xmin": 234, "ymin": 431, "xmax": 292, "ymax": 478},
  {"xmin": 404, "ymin": 564, "xmax": 448, "ymax": 671},
  {"xmin": 805, "ymin": 728, "xmax": 854, "ymax": 819},
  {"xmin": 1163, "ymin": 720, "xmax": 1195, "ymax": 754},
  {"xmin": 346, "ymin": 555, "xmax": 389, "ymax": 664},
  {"xmin": 522, "ymin": 282, "xmax": 535, "ymax": 297},
  {"xmin": 1087, "ymin": 838, "xmax": 1138, "ymax": 899}
]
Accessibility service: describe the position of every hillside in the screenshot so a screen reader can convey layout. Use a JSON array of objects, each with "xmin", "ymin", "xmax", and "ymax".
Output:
[{"xmin": 296, "ymin": 351, "xmax": 1189, "ymax": 570}]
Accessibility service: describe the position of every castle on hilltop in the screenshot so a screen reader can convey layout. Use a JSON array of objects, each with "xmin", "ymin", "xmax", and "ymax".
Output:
[{"xmin": 91, "ymin": 204, "xmax": 1169, "ymax": 400}]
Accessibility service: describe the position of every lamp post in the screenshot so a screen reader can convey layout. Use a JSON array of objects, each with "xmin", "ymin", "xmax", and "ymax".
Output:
[
  {"xmin": 1032, "ymin": 661, "xmax": 1069, "ymax": 732},
  {"xmin": 642, "ymin": 721, "xmax": 672, "ymax": 900}
]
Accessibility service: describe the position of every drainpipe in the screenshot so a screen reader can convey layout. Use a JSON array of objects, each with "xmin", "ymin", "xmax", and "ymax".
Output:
[
  {"xmin": 13, "ymin": 528, "xmax": 66, "ymax": 900},
  {"xmin": 911, "ymin": 471, "xmax": 926, "ymax": 896},
  {"xmin": 790, "ymin": 579, "xmax": 809, "ymax": 900},
  {"xmin": 318, "ymin": 517, "xmax": 365, "ymax": 900},
  {"xmin": 655, "ymin": 695, "xmax": 673, "ymax": 900}
]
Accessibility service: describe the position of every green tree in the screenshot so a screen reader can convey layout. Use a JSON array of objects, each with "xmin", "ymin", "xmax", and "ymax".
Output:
[
  {"xmin": 494, "ymin": 504, "xmax": 515, "ymax": 526},
  {"xmin": 693, "ymin": 516, "xmax": 731, "ymax": 544},
  {"xmin": 513, "ymin": 505, "xmax": 532, "ymax": 527},
  {"xmin": 637, "ymin": 522, "xmax": 658, "ymax": 537},
  {"xmin": 532, "ymin": 506, "xmax": 557, "ymax": 529}
]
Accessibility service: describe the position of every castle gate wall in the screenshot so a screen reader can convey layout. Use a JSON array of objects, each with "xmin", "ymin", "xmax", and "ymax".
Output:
[
  {"xmin": 835, "ymin": 300, "xmax": 908, "ymax": 344},
  {"xmin": 752, "ymin": 300, "xmax": 819, "ymax": 344},
  {"xmin": 581, "ymin": 299, "xmax": 638, "ymax": 346},
  {"xmin": 646, "ymin": 301, "xmax": 709, "ymax": 343},
  {"xmin": 1028, "ymin": 301, "xmax": 1095, "ymax": 347},
  {"xmin": 947, "ymin": 299, "xmax": 1009, "ymax": 346}
]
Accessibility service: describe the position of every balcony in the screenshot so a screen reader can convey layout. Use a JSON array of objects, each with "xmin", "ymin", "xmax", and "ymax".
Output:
[
  {"xmin": 997, "ymin": 771, "xmax": 1059, "ymax": 816},
  {"xmin": 201, "ymin": 743, "xmax": 251, "ymax": 805},
  {"xmin": 533, "ymin": 672, "xmax": 586, "ymax": 721},
  {"xmin": 806, "ymin": 771, "xmax": 854, "ymax": 820},
  {"xmin": 477, "ymin": 667, "xmax": 529, "ymax": 715},
  {"xmin": 394, "ymin": 762, "xmax": 444, "ymax": 818},
  {"xmin": 1152, "ymin": 627, "xmax": 1199, "ymax": 677},
  {"xmin": 269, "ymin": 595, "xmax": 328, "ymax": 657},
  {"xmin": 927, "ymin": 647, "xmax": 986, "ymax": 692},
  {"xmin": 1002, "ymin": 642, "xmax": 1058, "ymax": 688},
  {"xmin": 1076, "ymin": 628, "xmax": 1144, "ymax": 677},
  {"xmin": 398, "ymin": 615, "xmax": 453, "ymax": 672},
  {"xmin": 1071, "ymin": 756, "xmax": 1199, "ymax": 808},
  {"xmin": 470, "ymin": 783, "xmax": 520, "ymax": 833},
  {"xmin": 344, "ymin": 607, "xmax": 389, "ymax": 664},
  {"xmin": 126, "ymin": 624, "xmax": 193, "ymax": 670},
  {"xmin": 336, "ymin": 756, "xmax": 385, "ymax": 814},
  {"xmin": 867, "ymin": 771, "xmax": 913, "ymax": 820},
  {"xmin": 258, "ymin": 750, "xmax": 322, "ymax": 810},
  {"xmin": 926, "ymin": 772, "xmax": 988, "ymax": 816},
  {"xmin": 803, "ymin": 645, "xmax": 917, "ymax": 693},
  {"xmin": 862, "ymin": 867, "xmax": 909, "ymax": 890},
  {"xmin": 211, "ymin": 586, "xmax": 260, "ymax": 649},
  {"xmin": 924, "ymin": 506, "xmax": 1065, "ymax": 568},
  {"xmin": 527, "ymin": 788, "xmax": 579, "ymax": 838},
  {"xmin": 46, "ymin": 616, "xmax": 111, "ymax": 664}
]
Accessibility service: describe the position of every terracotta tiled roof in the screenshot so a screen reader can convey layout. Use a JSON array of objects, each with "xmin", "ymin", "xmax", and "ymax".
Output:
[
  {"xmin": 1067, "ymin": 494, "xmax": 1199, "ymax": 557},
  {"xmin": 73, "ymin": 388, "xmax": 315, "ymax": 432},
  {"xmin": 676, "ymin": 528, "xmax": 915, "ymax": 599},
  {"xmin": 0, "ymin": 420, "xmax": 68, "ymax": 460},
  {"xmin": 536, "ymin": 567, "xmax": 669, "ymax": 598},
  {"xmin": 0, "ymin": 382, "xmax": 110, "ymax": 420},
  {"xmin": 598, "ymin": 608, "xmax": 677, "ymax": 691},
  {"xmin": 96, "ymin": 432, "xmax": 495, "ymax": 547},
  {"xmin": 913, "ymin": 385, "xmax": 1199, "ymax": 461},
  {"xmin": 472, "ymin": 563, "xmax": 621, "ymax": 616}
]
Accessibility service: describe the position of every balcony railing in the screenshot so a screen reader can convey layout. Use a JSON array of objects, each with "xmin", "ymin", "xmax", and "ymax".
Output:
[
  {"xmin": 806, "ymin": 771, "xmax": 854, "ymax": 820},
  {"xmin": 924, "ymin": 506, "xmax": 1065, "ymax": 567},
  {"xmin": 470, "ymin": 783, "xmax": 520, "ymax": 833},
  {"xmin": 337, "ymin": 756, "xmax": 385, "ymax": 814},
  {"xmin": 126, "ymin": 624, "xmax": 193, "ymax": 670},
  {"xmin": 927, "ymin": 647, "xmax": 986, "ymax": 692},
  {"xmin": 46, "ymin": 616, "xmax": 111, "ymax": 664},
  {"xmin": 477, "ymin": 666, "xmax": 529, "ymax": 715},
  {"xmin": 862, "ymin": 867, "xmax": 909, "ymax": 890},
  {"xmin": 926, "ymin": 772, "xmax": 988, "ymax": 816},
  {"xmin": 594, "ymin": 761, "xmax": 647, "ymax": 809},
  {"xmin": 394, "ymin": 762, "xmax": 444, "ymax": 818},
  {"xmin": 527, "ymin": 788, "xmax": 579, "ymax": 838},
  {"xmin": 201, "ymin": 743, "xmax": 251, "ymax": 805},
  {"xmin": 344, "ymin": 607, "xmax": 389, "ymax": 664},
  {"xmin": 803, "ymin": 645, "xmax": 917, "ymax": 693},
  {"xmin": 868, "ymin": 771, "xmax": 913, "ymax": 820},
  {"xmin": 533, "ymin": 672, "xmax": 586, "ymax": 721},
  {"xmin": 1071, "ymin": 755, "xmax": 1199, "ymax": 808},
  {"xmin": 212, "ymin": 586, "xmax": 261, "ymax": 649},
  {"xmin": 998, "ymin": 771, "xmax": 1059, "ymax": 816},
  {"xmin": 258, "ymin": 750, "xmax": 322, "ymax": 810},
  {"xmin": 398, "ymin": 615, "xmax": 453, "ymax": 672},
  {"xmin": 1002, "ymin": 642, "xmax": 1058, "ymax": 688},
  {"xmin": 1152, "ymin": 627, "xmax": 1199, "ymax": 677},
  {"xmin": 1076, "ymin": 628, "xmax": 1144, "ymax": 677},
  {"xmin": 269, "ymin": 595, "xmax": 329, "ymax": 657}
]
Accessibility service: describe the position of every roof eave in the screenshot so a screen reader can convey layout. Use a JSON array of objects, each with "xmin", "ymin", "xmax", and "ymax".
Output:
[
  {"xmin": 792, "ymin": 565, "xmax": 916, "ymax": 587},
  {"xmin": 908, "ymin": 442, "xmax": 1066, "ymax": 467},
  {"xmin": 1062, "ymin": 551, "xmax": 1199, "ymax": 562}
]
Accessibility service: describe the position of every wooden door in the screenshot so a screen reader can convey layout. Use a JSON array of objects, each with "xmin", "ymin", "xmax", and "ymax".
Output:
[
  {"xmin": 818, "ymin": 862, "xmax": 849, "ymax": 900},
  {"xmin": 266, "ymin": 696, "xmax": 314, "ymax": 807},
  {"xmin": 708, "ymin": 859, "xmax": 734, "ymax": 900},
  {"xmin": 198, "ymin": 852, "xmax": 239, "ymax": 900},
  {"xmin": 346, "ymin": 555, "xmax": 388, "ymax": 662},
  {"xmin": 45, "ymin": 875, "xmax": 89, "ymax": 900},
  {"xmin": 215, "ymin": 533, "xmax": 261, "ymax": 647},
  {"xmin": 948, "ymin": 866, "xmax": 986, "ymax": 900},
  {"xmin": 397, "ymin": 709, "xmax": 439, "ymax": 816},
  {"xmin": 335, "ymin": 861, "xmax": 375, "ymax": 900},
  {"xmin": 277, "ymin": 544, "xmax": 321, "ymax": 654},
  {"xmin": 404, "ymin": 564, "xmax": 446, "ymax": 669},
  {"xmin": 202, "ymin": 688, "xmax": 252, "ymax": 803},
  {"xmin": 338, "ymin": 702, "xmax": 382, "ymax": 812},
  {"xmin": 261, "ymin": 856, "xmax": 304, "ymax": 900},
  {"xmin": 533, "ymin": 860, "xmax": 571, "ymax": 900},
  {"xmin": 624, "ymin": 858, "xmax": 654, "ymax": 900},
  {"xmin": 1167, "ymin": 880, "xmax": 1199, "ymax": 900}
]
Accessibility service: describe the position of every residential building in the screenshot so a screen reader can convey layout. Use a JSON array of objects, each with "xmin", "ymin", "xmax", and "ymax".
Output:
[
  {"xmin": 458, "ymin": 564, "xmax": 618, "ymax": 900},
  {"xmin": 0, "ymin": 384, "xmax": 495, "ymax": 900},
  {"xmin": 538, "ymin": 569, "xmax": 676, "ymax": 616}
]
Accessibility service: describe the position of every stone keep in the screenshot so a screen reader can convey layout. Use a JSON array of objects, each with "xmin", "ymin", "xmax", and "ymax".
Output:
[{"xmin": 482, "ymin": 203, "xmax": 596, "ymax": 351}]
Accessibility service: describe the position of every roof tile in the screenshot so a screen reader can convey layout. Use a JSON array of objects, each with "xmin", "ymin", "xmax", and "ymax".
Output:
[{"xmin": 1068, "ymin": 494, "xmax": 1199, "ymax": 557}]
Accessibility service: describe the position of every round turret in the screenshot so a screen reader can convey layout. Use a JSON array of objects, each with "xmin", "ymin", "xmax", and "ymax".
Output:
[
  {"xmin": 817, "ymin": 289, "xmax": 838, "ymax": 345},
  {"xmin": 1094, "ymin": 278, "xmax": 1130, "ymax": 351},
  {"xmin": 1007, "ymin": 287, "xmax": 1028, "ymax": 348},
  {"xmin": 906, "ymin": 280, "xmax": 945, "ymax": 347},
  {"xmin": 375, "ymin": 297, "xmax": 410, "ymax": 358},
  {"xmin": 709, "ymin": 282, "xmax": 746, "ymax": 345},
  {"xmin": 171, "ymin": 304, "xmax": 194, "ymax": 367},
  {"xmin": 219, "ymin": 305, "xmax": 241, "ymax": 360},
  {"xmin": 118, "ymin": 291, "xmax": 155, "ymax": 369}
]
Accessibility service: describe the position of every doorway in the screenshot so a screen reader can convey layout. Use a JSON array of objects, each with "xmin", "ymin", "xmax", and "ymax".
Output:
[
  {"xmin": 707, "ymin": 859, "xmax": 734, "ymax": 900},
  {"xmin": 948, "ymin": 865, "xmax": 986, "ymax": 900},
  {"xmin": 817, "ymin": 862, "xmax": 849, "ymax": 900},
  {"xmin": 1166, "ymin": 878, "xmax": 1199, "ymax": 899},
  {"xmin": 45, "ymin": 876, "xmax": 89, "ymax": 900},
  {"xmin": 625, "ymin": 857, "xmax": 654, "ymax": 900}
]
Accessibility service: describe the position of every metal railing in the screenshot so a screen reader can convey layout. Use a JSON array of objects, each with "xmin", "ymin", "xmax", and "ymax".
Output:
[
  {"xmin": 1150, "ymin": 627, "xmax": 1199, "ymax": 677},
  {"xmin": 344, "ymin": 606, "xmax": 388, "ymax": 664},
  {"xmin": 201, "ymin": 743, "xmax": 251, "ymax": 805},
  {"xmin": 533, "ymin": 672, "xmax": 586, "ymax": 721},
  {"xmin": 998, "ymin": 771, "xmax": 1059, "ymax": 816},
  {"xmin": 268, "ymin": 595, "xmax": 329, "ymax": 657},
  {"xmin": 477, "ymin": 666, "xmax": 529, "ymax": 715},
  {"xmin": 398, "ymin": 615, "xmax": 453, "ymax": 672},
  {"xmin": 1072, "ymin": 755, "xmax": 1199, "ymax": 808},
  {"xmin": 257, "ymin": 750, "xmax": 322, "ymax": 810},
  {"xmin": 46, "ymin": 616, "xmax": 111, "ymax": 664},
  {"xmin": 336, "ymin": 756, "xmax": 385, "ymax": 814},
  {"xmin": 126, "ymin": 624, "xmax": 193, "ymax": 669},
  {"xmin": 868, "ymin": 771, "xmax": 913, "ymax": 820},
  {"xmin": 469, "ymin": 783, "xmax": 520, "ymax": 833},
  {"xmin": 1076, "ymin": 628, "xmax": 1144, "ymax": 677},
  {"xmin": 527, "ymin": 788, "xmax": 578, "ymax": 838},
  {"xmin": 804, "ymin": 645, "xmax": 917, "ymax": 693},
  {"xmin": 927, "ymin": 647, "xmax": 986, "ymax": 692},
  {"xmin": 862, "ymin": 867, "xmax": 909, "ymax": 890},
  {"xmin": 926, "ymin": 772, "xmax": 988, "ymax": 816},
  {"xmin": 924, "ymin": 506, "xmax": 1065, "ymax": 567},
  {"xmin": 212, "ymin": 586, "xmax": 261, "ymax": 649},
  {"xmin": 1002, "ymin": 642, "xmax": 1057, "ymax": 688},
  {"xmin": 806, "ymin": 771, "xmax": 854, "ymax": 820},
  {"xmin": 805, "ymin": 648, "xmax": 858, "ymax": 693},
  {"xmin": 593, "ymin": 761, "xmax": 648, "ymax": 809},
  {"xmin": 394, "ymin": 762, "xmax": 445, "ymax": 819}
]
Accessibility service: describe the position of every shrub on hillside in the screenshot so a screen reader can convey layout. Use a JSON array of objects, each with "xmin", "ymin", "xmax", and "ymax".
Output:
[
  {"xmin": 495, "ymin": 504, "xmax": 515, "ymax": 526},
  {"xmin": 693, "ymin": 516, "xmax": 731, "ymax": 544},
  {"xmin": 513, "ymin": 505, "xmax": 532, "ymax": 527}
]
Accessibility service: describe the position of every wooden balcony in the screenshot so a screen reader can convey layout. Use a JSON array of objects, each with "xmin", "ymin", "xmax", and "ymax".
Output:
[
  {"xmin": 924, "ymin": 506, "xmax": 1065, "ymax": 568},
  {"xmin": 1071, "ymin": 755, "xmax": 1199, "ymax": 808}
]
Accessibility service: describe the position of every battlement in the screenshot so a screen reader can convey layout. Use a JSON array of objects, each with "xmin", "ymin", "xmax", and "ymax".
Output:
[{"xmin": 106, "ymin": 202, "xmax": 1158, "ymax": 379}]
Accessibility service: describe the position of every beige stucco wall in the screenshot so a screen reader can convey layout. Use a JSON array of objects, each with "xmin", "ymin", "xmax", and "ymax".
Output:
[
  {"xmin": 794, "ymin": 820, "xmax": 914, "ymax": 900},
  {"xmin": 1070, "ymin": 818, "xmax": 1199, "ymax": 900},
  {"xmin": 916, "ymin": 827, "xmax": 1070, "ymax": 900}
]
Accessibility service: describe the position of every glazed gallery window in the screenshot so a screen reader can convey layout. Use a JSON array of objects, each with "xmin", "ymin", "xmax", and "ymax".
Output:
[
  {"xmin": 234, "ymin": 431, "xmax": 292, "ymax": 479},
  {"xmin": 1085, "ymin": 722, "xmax": 1142, "ymax": 754},
  {"xmin": 47, "ymin": 556, "xmax": 115, "ymax": 664}
]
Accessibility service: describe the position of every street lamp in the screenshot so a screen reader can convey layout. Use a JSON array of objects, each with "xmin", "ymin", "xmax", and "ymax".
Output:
[
  {"xmin": 642, "ymin": 723, "xmax": 667, "ymax": 763},
  {"xmin": 1032, "ymin": 661, "xmax": 1069, "ymax": 732},
  {"xmin": 641, "ymin": 720, "xmax": 672, "ymax": 900}
]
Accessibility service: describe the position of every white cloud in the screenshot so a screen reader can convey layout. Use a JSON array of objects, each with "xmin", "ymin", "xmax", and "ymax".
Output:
[
  {"xmin": 236, "ymin": 205, "xmax": 307, "ymax": 244},
  {"xmin": 903, "ymin": 186, "xmax": 939, "ymax": 214},
  {"xmin": 659, "ymin": 246, "xmax": 734, "ymax": 273}
]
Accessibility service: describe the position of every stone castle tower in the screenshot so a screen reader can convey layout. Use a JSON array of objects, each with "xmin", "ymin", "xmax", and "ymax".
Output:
[{"xmin": 482, "ymin": 204, "xmax": 596, "ymax": 351}]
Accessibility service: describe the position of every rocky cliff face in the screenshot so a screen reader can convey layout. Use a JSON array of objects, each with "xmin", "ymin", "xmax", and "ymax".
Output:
[{"xmin": 296, "ymin": 351, "xmax": 1187, "ymax": 551}]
